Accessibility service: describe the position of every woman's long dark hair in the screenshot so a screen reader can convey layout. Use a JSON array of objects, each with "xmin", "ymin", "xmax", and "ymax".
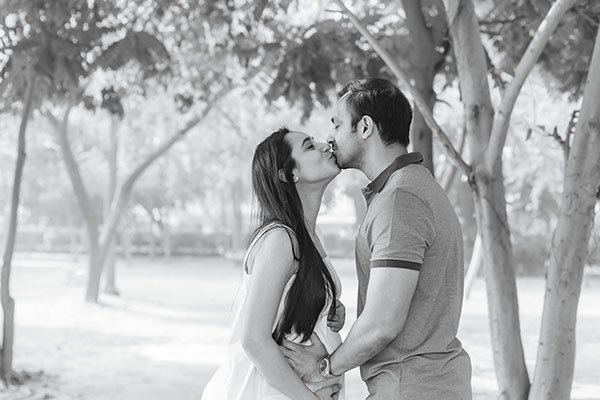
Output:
[{"xmin": 251, "ymin": 127, "xmax": 337, "ymax": 344}]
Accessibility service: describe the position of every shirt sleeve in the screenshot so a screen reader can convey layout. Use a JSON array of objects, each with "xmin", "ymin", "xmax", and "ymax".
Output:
[{"xmin": 368, "ymin": 188, "xmax": 436, "ymax": 270}]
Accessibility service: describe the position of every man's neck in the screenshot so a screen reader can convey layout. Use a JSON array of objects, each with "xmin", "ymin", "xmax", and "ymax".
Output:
[{"xmin": 360, "ymin": 142, "xmax": 408, "ymax": 181}]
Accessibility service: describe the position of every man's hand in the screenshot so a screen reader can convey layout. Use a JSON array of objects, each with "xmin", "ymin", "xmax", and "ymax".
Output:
[
  {"xmin": 279, "ymin": 333, "xmax": 328, "ymax": 383},
  {"xmin": 314, "ymin": 383, "xmax": 342, "ymax": 400},
  {"xmin": 327, "ymin": 299, "xmax": 346, "ymax": 333}
]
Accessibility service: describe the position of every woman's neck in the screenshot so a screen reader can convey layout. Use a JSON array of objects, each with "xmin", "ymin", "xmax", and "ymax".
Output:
[{"xmin": 296, "ymin": 184, "xmax": 325, "ymax": 235}]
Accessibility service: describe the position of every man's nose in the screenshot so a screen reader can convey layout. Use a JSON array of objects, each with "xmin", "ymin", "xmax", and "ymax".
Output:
[{"xmin": 326, "ymin": 131, "xmax": 335, "ymax": 143}]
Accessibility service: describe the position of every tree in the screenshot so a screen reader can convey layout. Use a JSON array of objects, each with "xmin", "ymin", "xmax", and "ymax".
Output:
[
  {"xmin": 0, "ymin": 0, "xmax": 107, "ymax": 380},
  {"xmin": 0, "ymin": 66, "xmax": 35, "ymax": 383},
  {"xmin": 529, "ymin": 25, "xmax": 600, "ymax": 399},
  {"xmin": 332, "ymin": 0, "xmax": 583, "ymax": 397},
  {"xmin": 254, "ymin": 1, "xmax": 453, "ymax": 174},
  {"xmin": 38, "ymin": 0, "xmax": 253, "ymax": 302}
]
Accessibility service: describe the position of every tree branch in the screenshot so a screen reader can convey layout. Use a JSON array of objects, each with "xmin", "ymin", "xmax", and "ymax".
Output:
[
  {"xmin": 401, "ymin": 0, "xmax": 435, "ymax": 55},
  {"xmin": 484, "ymin": 0, "xmax": 577, "ymax": 172},
  {"xmin": 333, "ymin": 0, "xmax": 473, "ymax": 179},
  {"xmin": 214, "ymin": 106, "xmax": 246, "ymax": 138}
]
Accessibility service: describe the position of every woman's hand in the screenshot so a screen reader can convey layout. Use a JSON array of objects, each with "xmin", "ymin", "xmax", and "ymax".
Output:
[
  {"xmin": 327, "ymin": 300, "xmax": 346, "ymax": 333},
  {"xmin": 314, "ymin": 383, "xmax": 342, "ymax": 399}
]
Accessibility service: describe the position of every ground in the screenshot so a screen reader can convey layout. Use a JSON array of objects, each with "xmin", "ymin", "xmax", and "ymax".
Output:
[{"xmin": 1, "ymin": 253, "xmax": 599, "ymax": 400}]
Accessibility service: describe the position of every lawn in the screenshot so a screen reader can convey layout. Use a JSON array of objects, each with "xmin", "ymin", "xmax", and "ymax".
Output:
[{"xmin": 1, "ymin": 253, "xmax": 599, "ymax": 399}]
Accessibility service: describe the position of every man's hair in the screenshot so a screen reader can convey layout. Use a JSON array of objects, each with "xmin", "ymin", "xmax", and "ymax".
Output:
[{"xmin": 338, "ymin": 78, "xmax": 413, "ymax": 147}]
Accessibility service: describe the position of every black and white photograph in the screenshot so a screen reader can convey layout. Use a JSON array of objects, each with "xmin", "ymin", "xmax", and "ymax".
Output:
[{"xmin": 0, "ymin": 0, "xmax": 599, "ymax": 399}]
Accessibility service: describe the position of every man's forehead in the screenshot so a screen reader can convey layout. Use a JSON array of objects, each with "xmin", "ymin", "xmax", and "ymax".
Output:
[{"xmin": 333, "ymin": 95, "xmax": 350, "ymax": 117}]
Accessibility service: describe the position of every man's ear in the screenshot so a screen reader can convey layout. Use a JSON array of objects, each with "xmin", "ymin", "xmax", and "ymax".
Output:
[{"xmin": 359, "ymin": 115, "xmax": 374, "ymax": 139}]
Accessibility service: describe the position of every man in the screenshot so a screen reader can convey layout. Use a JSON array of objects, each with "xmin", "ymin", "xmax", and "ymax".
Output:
[{"xmin": 280, "ymin": 78, "xmax": 472, "ymax": 399}]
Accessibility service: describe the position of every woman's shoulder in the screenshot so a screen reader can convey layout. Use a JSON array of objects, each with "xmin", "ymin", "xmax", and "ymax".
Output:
[{"xmin": 246, "ymin": 223, "xmax": 299, "ymax": 274}]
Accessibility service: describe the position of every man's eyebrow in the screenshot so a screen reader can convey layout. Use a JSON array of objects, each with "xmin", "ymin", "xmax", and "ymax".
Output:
[{"xmin": 330, "ymin": 117, "xmax": 337, "ymax": 124}]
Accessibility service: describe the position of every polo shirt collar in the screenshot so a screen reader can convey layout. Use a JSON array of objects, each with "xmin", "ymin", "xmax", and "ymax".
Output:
[{"xmin": 361, "ymin": 152, "xmax": 423, "ymax": 203}]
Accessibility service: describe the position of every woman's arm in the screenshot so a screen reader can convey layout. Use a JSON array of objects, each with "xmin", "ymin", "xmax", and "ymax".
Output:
[{"xmin": 240, "ymin": 228, "xmax": 318, "ymax": 400}]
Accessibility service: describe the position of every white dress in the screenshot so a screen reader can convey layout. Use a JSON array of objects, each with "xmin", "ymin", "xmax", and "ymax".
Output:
[{"xmin": 201, "ymin": 223, "xmax": 345, "ymax": 400}]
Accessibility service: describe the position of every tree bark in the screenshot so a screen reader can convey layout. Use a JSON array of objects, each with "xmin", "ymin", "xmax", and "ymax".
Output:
[
  {"xmin": 161, "ymin": 221, "xmax": 171, "ymax": 261},
  {"xmin": 1, "ymin": 72, "xmax": 35, "ymax": 379},
  {"xmin": 103, "ymin": 237, "xmax": 118, "ymax": 295},
  {"xmin": 464, "ymin": 233, "xmax": 482, "ymax": 300},
  {"xmin": 401, "ymin": 0, "xmax": 446, "ymax": 175},
  {"xmin": 472, "ymin": 163, "xmax": 529, "ymax": 399},
  {"xmin": 529, "ymin": 26, "xmax": 600, "ymax": 400},
  {"xmin": 104, "ymin": 114, "xmax": 120, "ymax": 295},
  {"xmin": 442, "ymin": 0, "xmax": 531, "ymax": 396}
]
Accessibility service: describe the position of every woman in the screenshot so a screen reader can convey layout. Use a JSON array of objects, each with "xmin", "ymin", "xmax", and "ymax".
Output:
[{"xmin": 201, "ymin": 128, "xmax": 345, "ymax": 400}]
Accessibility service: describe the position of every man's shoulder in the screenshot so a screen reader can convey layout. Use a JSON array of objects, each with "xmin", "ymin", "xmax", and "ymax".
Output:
[{"xmin": 381, "ymin": 165, "xmax": 434, "ymax": 201}]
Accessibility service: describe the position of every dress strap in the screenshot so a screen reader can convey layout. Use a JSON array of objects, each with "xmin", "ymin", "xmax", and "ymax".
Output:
[{"xmin": 243, "ymin": 222, "xmax": 295, "ymax": 274}]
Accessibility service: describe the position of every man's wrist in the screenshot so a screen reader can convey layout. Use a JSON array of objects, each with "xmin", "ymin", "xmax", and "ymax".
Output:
[{"xmin": 319, "ymin": 355, "xmax": 341, "ymax": 379}]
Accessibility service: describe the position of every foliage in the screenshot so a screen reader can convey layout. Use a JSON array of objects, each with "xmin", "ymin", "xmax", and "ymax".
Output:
[{"xmin": 482, "ymin": 0, "xmax": 600, "ymax": 100}]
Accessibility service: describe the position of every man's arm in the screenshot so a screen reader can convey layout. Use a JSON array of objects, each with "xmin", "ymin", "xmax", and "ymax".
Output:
[
  {"xmin": 329, "ymin": 266, "xmax": 418, "ymax": 375},
  {"xmin": 280, "ymin": 188, "xmax": 432, "ymax": 381}
]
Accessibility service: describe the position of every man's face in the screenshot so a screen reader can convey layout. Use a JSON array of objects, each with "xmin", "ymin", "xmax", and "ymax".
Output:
[{"xmin": 327, "ymin": 97, "xmax": 364, "ymax": 169}]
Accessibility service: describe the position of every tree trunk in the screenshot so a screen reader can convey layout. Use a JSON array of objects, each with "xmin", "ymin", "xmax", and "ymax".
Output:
[
  {"xmin": 464, "ymin": 233, "xmax": 482, "ymax": 300},
  {"xmin": 400, "ymin": 0, "xmax": 446, "ymax": 175},
  {"xmin": 529, "ymin": 27, "xmax": 600, "ymax": 400},
  {"xmin": 104, "ymin": 115, "xmax": 120, "ymax": 295},
  {"xmin": 103, "ymin": 237, "xmax": 119, "ymax": 295},
  {"xmin": 160, "ymin": 220, "xmax": 172, "ymax": 261},
  {"xmin": 411, "ymin": 89, "xmax": 436, "ymax": 174},
  {"xmin": 0, "ymin": 72, "xmax": 35, "ymax": 380},
  {"xmin": 85, "ymin": 242, "xmax": 103, "ymax": 303},
  {"xmin": 442, "ymin": 2, "xmax": 530, "ymax": 394},
  {"xmin": 46, "ymin": 107, "xmax": 102, "ymax": 302},
  {"xmin": 473, "ymin": 164, "xmax": 530, "ymax": 399}
]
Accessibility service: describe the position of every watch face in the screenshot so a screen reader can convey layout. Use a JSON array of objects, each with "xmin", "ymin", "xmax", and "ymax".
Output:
[{"xmin": 319, "ymin": 357, "xmax": 329, "ymax": 375}]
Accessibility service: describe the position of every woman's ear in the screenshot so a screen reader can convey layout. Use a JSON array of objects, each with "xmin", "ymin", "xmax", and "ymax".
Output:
[{"xmin": 278, "ymin": 169, "xmax": 288, "ymax": 183}]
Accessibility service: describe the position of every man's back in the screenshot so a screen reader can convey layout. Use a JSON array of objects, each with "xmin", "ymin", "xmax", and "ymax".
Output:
[{"xmin": 355, "ymin": 161, "xmax": 471, "ymax": 399}]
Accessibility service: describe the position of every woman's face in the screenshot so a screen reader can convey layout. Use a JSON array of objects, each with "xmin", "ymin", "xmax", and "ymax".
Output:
[{"xmin": 285, "ymin": 131, "xmax": 341, "ymax": 185}]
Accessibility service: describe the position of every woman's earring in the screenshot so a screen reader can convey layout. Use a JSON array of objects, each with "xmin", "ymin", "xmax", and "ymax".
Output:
[{"xmin": 293, "ymin": 176, "xmax": 299, "ymax": 183}]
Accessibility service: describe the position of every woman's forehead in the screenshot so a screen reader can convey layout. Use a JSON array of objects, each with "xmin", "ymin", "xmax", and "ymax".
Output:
[{"xmin": 286, "ymin": 131, "xmax": 309, "ymax": 148}]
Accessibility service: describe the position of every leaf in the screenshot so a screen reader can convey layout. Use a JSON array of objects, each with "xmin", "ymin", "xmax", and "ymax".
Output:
[{"xmin": 96, "ymin": 31, "xmax": 170, "ymax": 77}]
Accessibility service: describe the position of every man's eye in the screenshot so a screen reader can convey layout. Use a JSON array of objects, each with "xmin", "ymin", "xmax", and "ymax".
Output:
[{"xmin": 334, "ymin": 125, "xmax": 340, "ymax": 130}]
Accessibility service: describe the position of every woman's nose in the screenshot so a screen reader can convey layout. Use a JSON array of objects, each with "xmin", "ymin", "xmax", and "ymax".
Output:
[{"xmin": 315, "ymin": 141, "xmax": 331, "ymax": 152}]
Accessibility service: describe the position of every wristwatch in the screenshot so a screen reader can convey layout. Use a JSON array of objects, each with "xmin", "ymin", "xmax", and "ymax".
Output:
[{"xmin": 319, "ymin": 355, "xmax": 339, "ymax": 379}]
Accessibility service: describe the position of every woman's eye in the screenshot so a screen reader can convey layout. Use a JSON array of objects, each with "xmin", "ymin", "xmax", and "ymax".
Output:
[
  {"xmin": 307, "ymin": 144, "xmax": 314, "ymax": 149},
  {"xmin": 334, "ymin": 125, "xmax": 340, "ymax": 130}
]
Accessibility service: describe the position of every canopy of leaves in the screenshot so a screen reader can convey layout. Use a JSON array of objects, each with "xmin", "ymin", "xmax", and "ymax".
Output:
[
  {"xmin": 483, "ymin": 0, "xmax": 600, "ymax": 100},
  {"xmin": 0, "ymin": 0, "xmax": 172, "ymax": 116}
]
